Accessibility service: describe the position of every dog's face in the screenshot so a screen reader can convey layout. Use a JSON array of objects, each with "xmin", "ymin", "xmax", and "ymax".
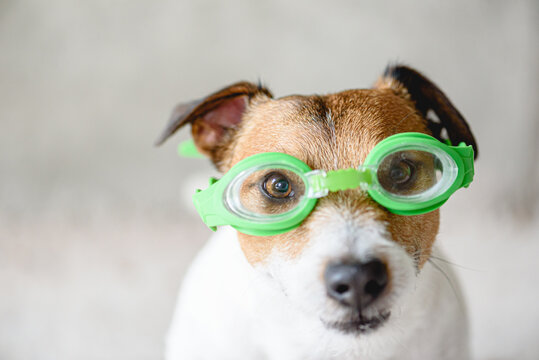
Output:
[{"xmin": 157, "ymin": 65, "xmax": 477, "ymax": 335}]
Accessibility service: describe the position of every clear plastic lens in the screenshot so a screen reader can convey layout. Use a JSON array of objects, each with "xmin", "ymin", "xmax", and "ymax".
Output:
[
  {"xmin": 375, "ymin": 147, "xmax": 457, "ymax": 201},
  {"xmin": 377, "ymin": 150, "xmax": 441, "ymax": 196},
  {"xmin": 224, "ymin": 164, "xmax": 308, "ymax": 220},
  {"xmin": 238, "ymin": 168, "xmax": 305, "ymax": 214}
]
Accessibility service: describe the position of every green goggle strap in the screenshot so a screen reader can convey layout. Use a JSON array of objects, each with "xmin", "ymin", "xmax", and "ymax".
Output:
[
  {"xmin": 178, "ymin": 139, "xmax": 205, "ymax": 158},
  {"xmin": 452, "ymin": 142, "xmax": 474, "ymax": 188}
]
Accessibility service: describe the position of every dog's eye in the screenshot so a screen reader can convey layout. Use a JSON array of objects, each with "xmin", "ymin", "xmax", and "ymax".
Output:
[
  {"xmin": 377, "ymin": 151, "xmax": 427, "ymax": 195},
  {"xmin": 388, "ymin": 159, "xmax": 415, "ymax": 185},
  {"xmin": 237, "ymin": 168, "xmax": 304, "ymax": 215},
  {"xmin": 262, "ymin": 172, "xmax": 294, "ymax": 199},
  {"xmin": 377, "ymin": 150, "xmax": 442, "ymax": 197}
]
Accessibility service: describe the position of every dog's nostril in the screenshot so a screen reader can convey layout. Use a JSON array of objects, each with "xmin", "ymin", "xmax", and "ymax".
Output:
[
  {"xmin": 324, "ymin": 259, "xmax": 389, "ymax": 309},
  {"xmin": 365, "ymin": 280, "xmax": 384, "ymax": 297},
  {"xmin": 335, "ymin": 284, "xmax": 350, "ymax": 294},
  {"xmin": 362, "ymin": 260, "xmax": 388, "ymax": 299}
]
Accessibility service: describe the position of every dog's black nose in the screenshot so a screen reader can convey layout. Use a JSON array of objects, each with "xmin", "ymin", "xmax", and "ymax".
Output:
[{"xmin": 324, "ymin": 259, "xmax": 388, "ymax": 310}]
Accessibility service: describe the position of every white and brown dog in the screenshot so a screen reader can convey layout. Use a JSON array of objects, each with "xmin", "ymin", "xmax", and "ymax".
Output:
[{"xmin": 157, "ymin": 65, "xmax": 477, "ymax": 360}]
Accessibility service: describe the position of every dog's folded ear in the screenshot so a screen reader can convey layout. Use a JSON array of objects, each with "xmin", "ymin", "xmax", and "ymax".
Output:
[
  {"xmin": 375, "ymin": 65, "xmax": 478, "ymax": 158},
  {"xmin": 155, "ymin": 82, "xmax": 273, "ymax": 162}
]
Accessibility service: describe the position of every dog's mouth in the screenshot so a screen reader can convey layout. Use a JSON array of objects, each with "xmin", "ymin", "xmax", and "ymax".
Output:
[{"xmin": 322, "ymin": 311, "xmax": 391, "ymax": 334}]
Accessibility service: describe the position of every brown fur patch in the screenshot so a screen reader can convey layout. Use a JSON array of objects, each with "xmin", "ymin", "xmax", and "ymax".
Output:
[{"xmin": 227, "ymin": 89, "xmax": 439, "ymax": 266}]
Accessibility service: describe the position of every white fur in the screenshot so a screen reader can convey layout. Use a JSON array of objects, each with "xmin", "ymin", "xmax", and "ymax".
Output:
[{"xmin": 165, "ymin": 208, "xmax": 469, "ymax": 359}]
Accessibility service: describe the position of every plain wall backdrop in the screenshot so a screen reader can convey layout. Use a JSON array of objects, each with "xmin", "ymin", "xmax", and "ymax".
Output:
[{"xmin": 1, "ymin": 1, "xmax": 538, "ymax": 359}]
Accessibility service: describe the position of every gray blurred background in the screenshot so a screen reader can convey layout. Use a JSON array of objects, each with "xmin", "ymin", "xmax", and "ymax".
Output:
[{"xmin": 1, "ymin": 0, "xmax": 538, "ymax": 359}]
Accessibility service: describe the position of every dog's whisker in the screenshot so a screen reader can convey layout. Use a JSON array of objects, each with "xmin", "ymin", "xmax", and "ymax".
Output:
[
  {"xmin": 429, "ymin": 255, "xmax": 481, "ymax": 272},
  {"xmin": 427, "ymin": 258, "xmax": 466, "ymax": 311}
]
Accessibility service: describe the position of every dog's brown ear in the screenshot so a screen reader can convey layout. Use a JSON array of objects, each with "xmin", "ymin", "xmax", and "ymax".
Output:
[
  {"xmin": 155, "ymin": 82, "xmax": 273, "ymax": 162},
  {"xmin": 375, "ymin": 65, "xmax": 478, "ymax": 158}
]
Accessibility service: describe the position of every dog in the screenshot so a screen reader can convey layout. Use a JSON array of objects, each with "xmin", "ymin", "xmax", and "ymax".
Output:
[{"xmin": 157, "ymin": 64, "xmax": 477, "ymax": 359}]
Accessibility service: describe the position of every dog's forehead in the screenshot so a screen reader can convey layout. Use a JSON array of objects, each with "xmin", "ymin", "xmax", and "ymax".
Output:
[{"xmin": 233, "ymin": 89, "xmax": 428, "ymax": 170}]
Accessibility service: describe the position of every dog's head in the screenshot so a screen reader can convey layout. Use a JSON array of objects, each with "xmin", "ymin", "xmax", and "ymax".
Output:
[{"xmin": 157, "ymin": 65, "xmax": 477, "ymax": 334}]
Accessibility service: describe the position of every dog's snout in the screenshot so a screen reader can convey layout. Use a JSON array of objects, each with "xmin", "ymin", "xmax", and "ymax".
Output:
[{"xmin": 324, "ymin": 259, "xmax": 388, "ymax": 310}]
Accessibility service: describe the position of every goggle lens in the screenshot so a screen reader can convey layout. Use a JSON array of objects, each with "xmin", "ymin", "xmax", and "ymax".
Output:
[
  {"xmin": 224, "ymin": 164, "xmax": 309, "ymax": 220},
  {"xmin": 373, "ymin": 145, "xmax": 459, "ymax": 205},
  {"xmin": 377, "ymin": 150, "xmax": 442, "ymax": 196}
]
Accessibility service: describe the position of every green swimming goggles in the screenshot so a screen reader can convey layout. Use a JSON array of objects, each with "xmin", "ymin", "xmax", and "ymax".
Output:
[{"xmin": 182, "ymin": 132, "xmax": 474, "ymax": 237}]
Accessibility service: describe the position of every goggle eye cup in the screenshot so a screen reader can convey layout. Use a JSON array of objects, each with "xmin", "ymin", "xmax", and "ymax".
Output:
[{"xmin": 222, "ymin": 155, "xmax": 316, "ymax": 223}]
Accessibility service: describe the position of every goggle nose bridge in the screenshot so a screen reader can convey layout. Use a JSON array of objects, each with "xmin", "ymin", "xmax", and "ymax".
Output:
[{"xmin": 305, "ymin": 166, "xmax": 375, "ymax": 199}]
